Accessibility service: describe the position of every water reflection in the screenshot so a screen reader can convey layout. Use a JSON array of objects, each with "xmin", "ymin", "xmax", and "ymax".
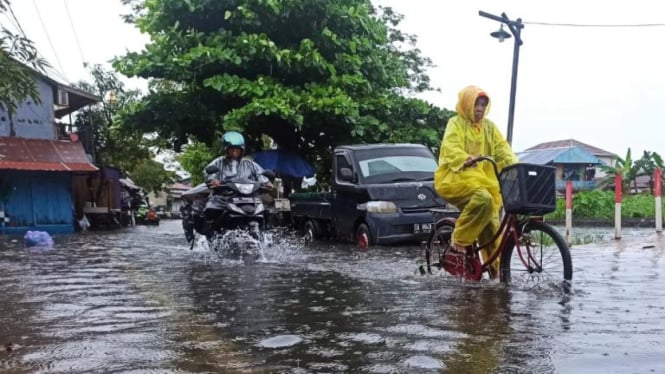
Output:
[
  {"xmin": 1, "ymin": 222, "xmax": 665, "ymax": 373},
  {"xmin": 440, "ymin": 286, "xmax": 512, "ymax": 373}
]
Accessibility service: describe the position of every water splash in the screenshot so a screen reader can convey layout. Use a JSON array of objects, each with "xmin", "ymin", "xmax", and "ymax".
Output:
[{"xmin": 208, "ymin": 229, "xmax": 264, "ymax": 264}]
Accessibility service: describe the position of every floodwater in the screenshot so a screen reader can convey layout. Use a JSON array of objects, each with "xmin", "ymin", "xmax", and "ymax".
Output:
[{"xmin": 1, "ymin": 220, "xmax": 664, "ymax": 373}]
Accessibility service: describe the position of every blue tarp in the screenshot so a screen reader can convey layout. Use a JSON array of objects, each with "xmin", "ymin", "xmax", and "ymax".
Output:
[{"xmin": 252, "ymin": 150, "xmax": 315, "ymax": 178}]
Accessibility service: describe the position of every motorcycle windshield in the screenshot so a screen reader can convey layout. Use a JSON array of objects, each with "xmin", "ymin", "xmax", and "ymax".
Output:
[{"xmin": 223, "ymin": 177, "xmax": 261, "ymax": 195}]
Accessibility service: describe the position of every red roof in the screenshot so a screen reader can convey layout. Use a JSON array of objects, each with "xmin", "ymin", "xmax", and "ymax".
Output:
[{"xmin": 0, "ymin": 136, "xmax": 98, "ymax": 172}]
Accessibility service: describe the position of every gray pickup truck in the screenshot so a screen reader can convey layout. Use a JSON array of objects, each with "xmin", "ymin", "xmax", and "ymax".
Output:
[{"xmin": 289, "ymin": 143, "xmax": 458, "ymax": 247}]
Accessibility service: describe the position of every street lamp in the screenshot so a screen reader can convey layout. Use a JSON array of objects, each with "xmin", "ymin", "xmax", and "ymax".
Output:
[{"xmin": 479, "ymin": 11, "xmax": 524, "ymax": 146}]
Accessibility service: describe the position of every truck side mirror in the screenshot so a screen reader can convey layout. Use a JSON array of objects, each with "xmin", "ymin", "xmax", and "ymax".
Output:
[
  {"xmin": 205, "ymin": 165, "xmax": 219, "ymax": 175},
  {"xmin": 339, "ymin": 167, "xmax": 354, "ymax": 182}
]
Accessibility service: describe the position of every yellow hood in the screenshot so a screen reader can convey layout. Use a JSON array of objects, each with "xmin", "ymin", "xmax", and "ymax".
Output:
[{"xmin": 455, "ymin": 85, "xmax": 491, "ymax": 124}]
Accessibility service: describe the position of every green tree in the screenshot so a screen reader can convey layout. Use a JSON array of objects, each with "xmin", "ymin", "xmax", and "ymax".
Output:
[
  {"xmin": 0, "ymin": 0, "xmax": 50, "ymax": 136},
  {"xmin": 176, "ymin": 140, "xmax": 216, "ymax": 185},
  {"xmin": 130, "ymin": 159, "xmax": 175, "ymax": 194},
  {"xmin": 74, "ymin": 65, "xmax": 174, "ymax": 193},
  {"xmin": 74, "ymin": 64, "xmax": 151, "ymax": 170},
  {"xmin": 114, "ymin": 0, "xmax": 453, "ymax": 169},
  {"xmin": 634, "ymin": 150, "xmax": 665, "ymax": 195},
  {"xmin": 598, "ymin": 147, "xmax": 635, "ymax": 193}
]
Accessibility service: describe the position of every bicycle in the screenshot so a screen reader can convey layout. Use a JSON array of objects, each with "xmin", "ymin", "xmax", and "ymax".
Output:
[{"xmin": 421, "ymin": 156, "xmax": 573, "ymax": 289}]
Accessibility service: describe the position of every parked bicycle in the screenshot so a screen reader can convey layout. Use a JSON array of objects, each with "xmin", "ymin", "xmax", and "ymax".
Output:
[{"xmin": 421, "ymin": 156, "xmax": 572, "ymax": 289}]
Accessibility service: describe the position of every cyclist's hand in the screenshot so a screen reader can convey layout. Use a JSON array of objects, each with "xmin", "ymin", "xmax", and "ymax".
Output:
[
  {"xmin": 463, "ymin": 156, "xmax": 479, "ymax": 168},
  {"xmin": 209, "ymin": 179, "xmax": 220, "ymax": 187},
  {"xmin": 264, "ymin": 181, "xmax": 274, "ymax": 190}
]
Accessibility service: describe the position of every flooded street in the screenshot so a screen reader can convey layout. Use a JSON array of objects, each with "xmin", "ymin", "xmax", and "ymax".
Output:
[{"xmin": 1, "ymin": 220, "xmax": 665, "ymax": 373}]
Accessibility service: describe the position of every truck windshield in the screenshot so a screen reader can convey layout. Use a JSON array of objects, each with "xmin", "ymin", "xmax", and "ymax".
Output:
[{"xmin": 355, "ymin": 148, "xmax": 437, "ymax": 184}]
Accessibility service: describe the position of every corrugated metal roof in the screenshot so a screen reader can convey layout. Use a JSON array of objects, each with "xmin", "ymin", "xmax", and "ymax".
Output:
[
  {"xmin": 524, "ymin": 138, "xmax": 616, "ymax": 157},
  {"xmin": 0, "ymin": 136, "xmax": 98, "ymax": 172},
  {"xmin": 518, "ymin": 146, "xmax": 604, "ymax": 165}
]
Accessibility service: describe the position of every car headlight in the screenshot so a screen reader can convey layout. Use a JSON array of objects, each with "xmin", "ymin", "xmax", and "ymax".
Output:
[
  {"xmin": 358, "ymin": 201, "xmax": 398, "ymax": 213},
  {"xmin": 234, "ymin": 183, "xmax": 254, "ymax": 195}
]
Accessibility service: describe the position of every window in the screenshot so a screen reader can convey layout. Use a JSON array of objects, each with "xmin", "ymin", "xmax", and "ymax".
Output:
[
  {"xmin": 336, "ymin": 155, "xmax": 352, "ymax": 180},
  {"xmin": 563, "ymin": 166, "xmax": 580, "ymax": 181},
  {"xmin": 358, "ymin": 156, "xmax": 437, "ymax": 178}
]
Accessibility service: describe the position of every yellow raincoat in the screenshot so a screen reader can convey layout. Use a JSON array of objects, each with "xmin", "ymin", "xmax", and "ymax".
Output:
[{"xmin": 434, "ymin": 86, "xmax": 518, "ymax": 273}]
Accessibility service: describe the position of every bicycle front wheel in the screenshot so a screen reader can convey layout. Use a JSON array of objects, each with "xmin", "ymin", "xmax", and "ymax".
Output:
[{"xmin": 500, "ymin": 220, "xmax": 572, "ymax": 289}]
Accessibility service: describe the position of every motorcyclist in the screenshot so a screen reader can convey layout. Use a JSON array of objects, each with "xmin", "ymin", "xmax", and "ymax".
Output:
[
  {"xmin": 205, "ymin": 131, "xmax": 272, "ymax": 188},
  {"xmin": 203, "ymin": 131, "xmax": 273, "ymax": 221},
  {"xmin": 181, "ymin": 131, "xmax": 273, "ymax": 243}
]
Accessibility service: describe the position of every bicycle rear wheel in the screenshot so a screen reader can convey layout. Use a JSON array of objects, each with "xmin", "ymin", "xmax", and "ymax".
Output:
[
  {"xmin": 425, "ymin": 220, "xmax": 455, "ymax": 273},
  {"xmin": 500, "ymin": 220, "xmax": 572, "ymax": 289},
  {"xmin": 425, "ymin": 220, "xmax": 484, "ymax": 280}
]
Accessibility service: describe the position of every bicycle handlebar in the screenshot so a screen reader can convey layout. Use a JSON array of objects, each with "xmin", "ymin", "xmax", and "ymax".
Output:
[{"xmin": 462, "ymin": 155, "xmax": 500, "ymax": 180}]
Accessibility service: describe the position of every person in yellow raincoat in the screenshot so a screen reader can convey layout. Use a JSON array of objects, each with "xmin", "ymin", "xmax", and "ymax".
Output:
[{"xmin": 434, "ymin": 85, "xmax": 518, "ymax": 277}]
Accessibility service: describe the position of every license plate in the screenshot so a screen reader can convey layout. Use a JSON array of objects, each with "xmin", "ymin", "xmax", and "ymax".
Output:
[
  {"xmin": 414, "ymin": 223, "xmax": 432, "ymax": 233},
  {"xmin": 233, "ymin": 197, "xmax": 258, "ymax": 203}
]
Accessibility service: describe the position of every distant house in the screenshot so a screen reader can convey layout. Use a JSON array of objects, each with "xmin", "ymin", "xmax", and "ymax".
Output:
[
  {"xmin": 72, "ymin": 166, "xmax": 124, "ymax": 229},
  {"xmin": 168, "ymin": 182, "xmax": 192, "ymax": 213},
  {"xmin": 523, "ymin": 139, "xmax": 617, "ymax": 177},
  {"xmin": 0, "ymin": 66, "xmax": 100, "ymax": 234},
  {"xmin": 517, "ymin": 145, "xmax": 604, "ymax": 191},
  {"xmin": 145, "ymin": 182, "xmax": 192, "ymax": 214}
]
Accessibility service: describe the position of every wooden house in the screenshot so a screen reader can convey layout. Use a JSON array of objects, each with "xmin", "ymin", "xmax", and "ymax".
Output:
[{"xmin": 0, "ymin": 67, "xmax": 100, "ymax": 234}]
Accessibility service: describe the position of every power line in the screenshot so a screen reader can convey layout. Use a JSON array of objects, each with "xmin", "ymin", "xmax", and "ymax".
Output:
[
  {"xmin": 31, "ymin": 0, "xmax": 69, "ymax": 83},
  {"xmin": 6, "ymin": 1, "xmax": 27, "ymax": 37},
  {"xmin": 2, "ymin": 4, "xmax": 69, "ymax": 83},
  {"xmin": 525, "ymin": 21, "xmax": 665, "ymax": 28},
  {"xmin": 62, "ymin": 0, "xmax": 86, "ymax": 66}
]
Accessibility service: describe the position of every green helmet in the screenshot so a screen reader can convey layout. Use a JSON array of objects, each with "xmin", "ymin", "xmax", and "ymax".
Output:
[{"xmin": 222, "ymin": 131, "xmax": 245, "ymax": 151}]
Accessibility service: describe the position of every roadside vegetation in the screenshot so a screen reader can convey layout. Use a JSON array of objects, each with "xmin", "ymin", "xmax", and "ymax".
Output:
[
  {"xmin": 114, "ymin": 0, "xmax": 454, "ymax": 180},
  {"xmin": 547, "ymin": 149, "xmax": 665, "ymax": 220}
]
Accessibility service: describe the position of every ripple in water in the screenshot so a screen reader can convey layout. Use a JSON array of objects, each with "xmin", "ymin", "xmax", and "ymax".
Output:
[
  {"xmin": 339, "ymin": 332, "xmax": 385, "ymax": 344},
  {"xmin": 403, "ymin": 355, "xmax": 444, "ymax": 370},
  {"xmin": 257, "ymin": 334, "xmax": 303, "ymax": 348}
]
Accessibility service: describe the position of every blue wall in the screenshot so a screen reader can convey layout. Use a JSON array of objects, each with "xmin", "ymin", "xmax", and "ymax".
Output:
[
  {"xmin": 0, "ymin": 77, "xmax": 56, "ymax": 139},
  {"xmin": 0, "ymin": 171, "xmax": 73, "ymax": 234}
]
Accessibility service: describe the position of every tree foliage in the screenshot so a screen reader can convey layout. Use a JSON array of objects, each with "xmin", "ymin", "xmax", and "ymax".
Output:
[
  {"xmin": 115, "ymin": 0, "xmax": 453, "ymax": 168},
  {"xmin": 598, "ymin": 148, "xmax": 635, "ymax": 192},
  {"xmin": 130, "ymin": 159, "xmax": 176, "ymax": 194},
  {"xmin": 634, "ymin": 151, "xmax": 665, "ymax": 195},
  {"xmin": 0, "ymin": 0, "xmax": 50, "ymax": 134},
  {"xmin": 176, "ymin": 141, "xmax": 216, "ymax": 185},
  {"xmin": 74, "ymin": 65, "xmax": 147, "ymax": 169},
  {"xmin": 598, "ymin": 148, "xmax": 665, "ymax": 194},
  {"xmin": 74, "ymin": 65, "xmax": 173, "ymax": 192}
]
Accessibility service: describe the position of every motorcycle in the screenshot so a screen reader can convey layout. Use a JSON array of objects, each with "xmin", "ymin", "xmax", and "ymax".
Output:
[{"xmin": 201, "ymin": 164, "xmax": 275, "ymax": 261}]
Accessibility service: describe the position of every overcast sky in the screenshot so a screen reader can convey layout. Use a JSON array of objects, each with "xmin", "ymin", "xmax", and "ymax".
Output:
[{"xmin": 6, "ymin": 0, "xmax": 665, "ymax": 158}]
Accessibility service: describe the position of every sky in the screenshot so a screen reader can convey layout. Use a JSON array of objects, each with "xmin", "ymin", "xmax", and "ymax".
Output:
[{"xmin": 5, "ymin": 0, "xmax": 665, "ymax": 159}]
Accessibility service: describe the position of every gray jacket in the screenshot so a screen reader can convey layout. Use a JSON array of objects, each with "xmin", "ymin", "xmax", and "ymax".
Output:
[{"xmin": 204, "ymin": 156, "xmax": 269, "ymax": 184}]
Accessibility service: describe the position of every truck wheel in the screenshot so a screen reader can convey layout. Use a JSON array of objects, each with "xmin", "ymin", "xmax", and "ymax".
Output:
[
  {"xmin": 304, "ymin": 220, "xmax": 320, "ymax": 242},
  {"xmin": 356, "ymin": 223, "xmax": 371, "ymax": 250}
]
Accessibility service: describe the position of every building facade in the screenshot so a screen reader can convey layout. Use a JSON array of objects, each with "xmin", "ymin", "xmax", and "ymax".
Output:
[{"xmin": 0, "ymin": 69, "xmax": 99, "ymax": 234}]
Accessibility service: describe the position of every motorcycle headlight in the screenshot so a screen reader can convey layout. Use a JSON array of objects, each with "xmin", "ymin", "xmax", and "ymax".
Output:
[
  {"xmin": 358, "ymin": 201, "xmax": 398, "ymax": 213},
  {"xmin": 234, "ymin": 183, "xmax": 254, "ymax": 195}
]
